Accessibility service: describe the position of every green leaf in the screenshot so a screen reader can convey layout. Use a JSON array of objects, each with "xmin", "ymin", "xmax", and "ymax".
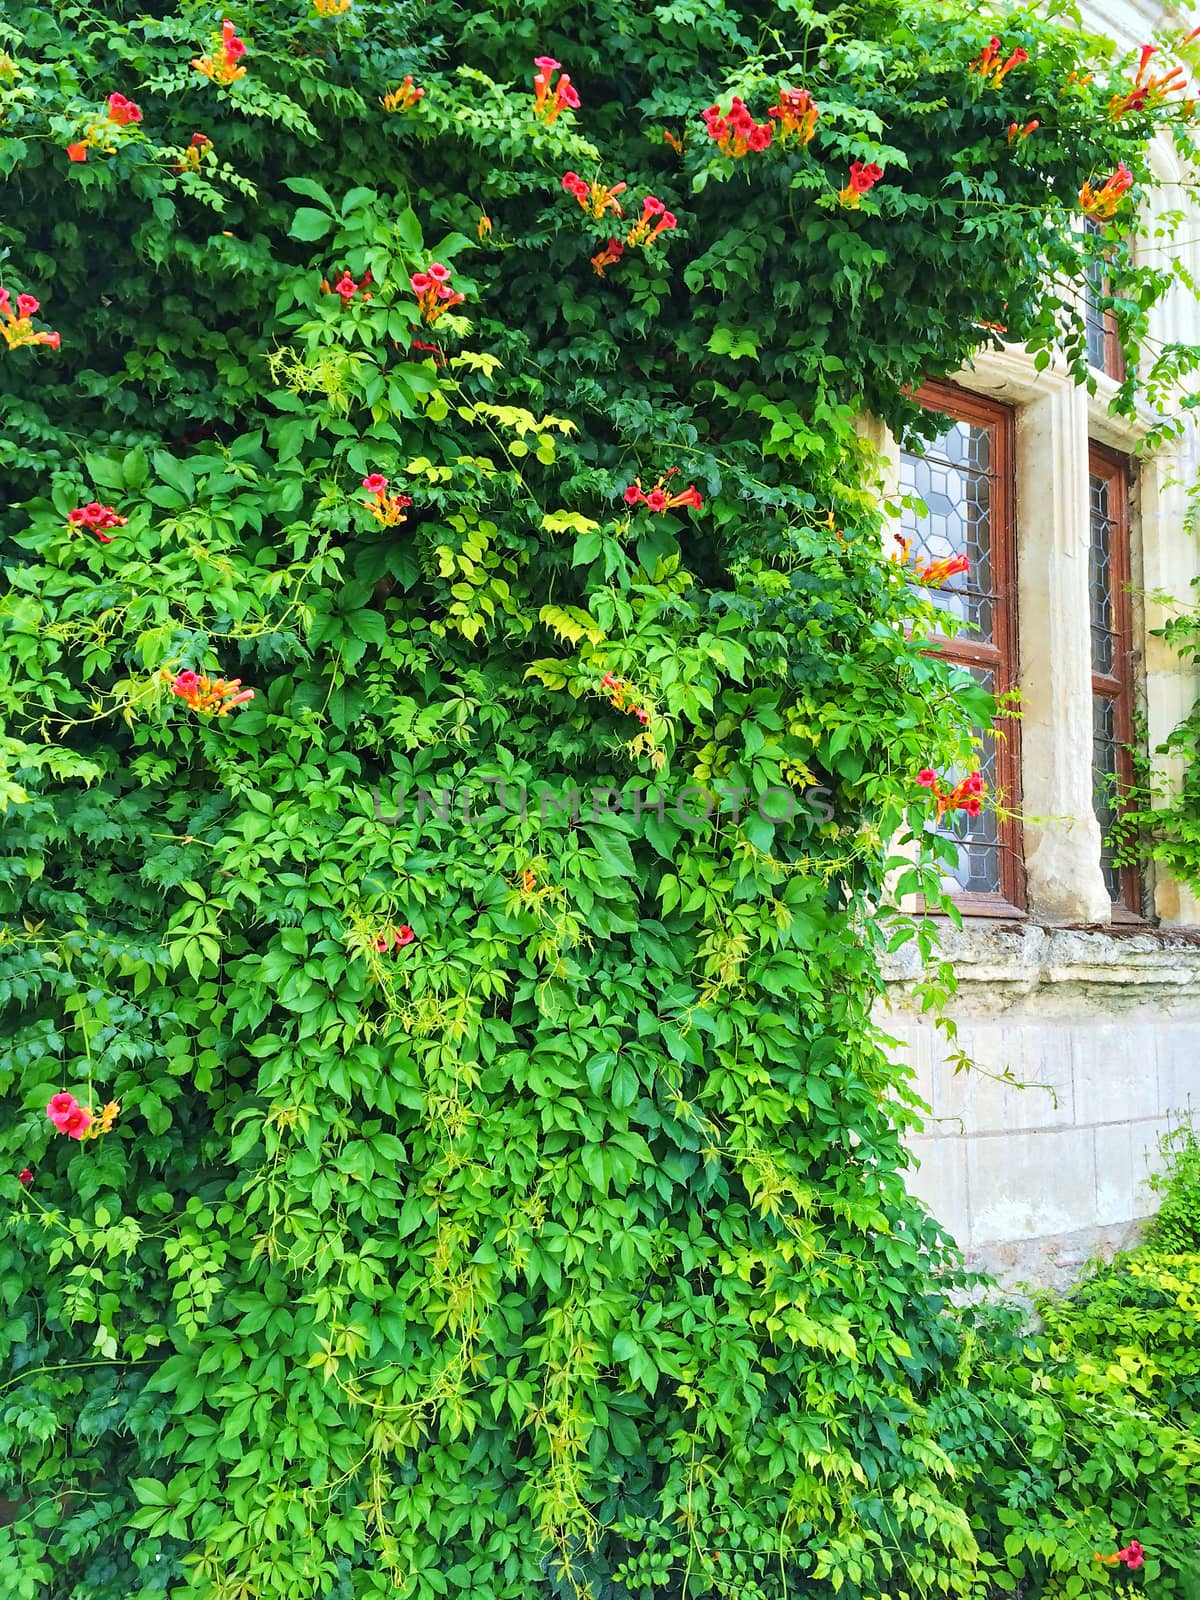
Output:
[{"xmin": 289, "ymin": 207, "xmax": 336, "ymax": 242}]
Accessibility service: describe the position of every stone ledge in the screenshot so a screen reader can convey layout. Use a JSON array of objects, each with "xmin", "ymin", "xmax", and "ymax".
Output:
[{"xmin": 882, "ymin": 919, "xmax": 1200, "ymax": 1000}]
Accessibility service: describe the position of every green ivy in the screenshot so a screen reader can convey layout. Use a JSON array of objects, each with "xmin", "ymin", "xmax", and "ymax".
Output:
[
  {"xmin": 1147, "ymin": 1122, "xmax": 1200, "ymax": 1253},
  {"xmin": 1, "ymin": 1, "xmax": 1198, "ymax": 1597},
  {"xmin": 1118, "ymin": 586, "xmax": 1200, "ymax": 891}
]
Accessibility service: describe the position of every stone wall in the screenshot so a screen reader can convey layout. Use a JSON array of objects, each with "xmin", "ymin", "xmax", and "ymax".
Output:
[{"xmin": 884, "ymin": 925, "xmax": 1200, "ymax": 1288}]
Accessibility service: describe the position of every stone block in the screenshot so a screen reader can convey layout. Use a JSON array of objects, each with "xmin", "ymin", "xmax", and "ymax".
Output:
[
  {"xmin": 932, "ymin": 1022, "xmax": 1007, "ymax": 1128},
  {"xmin": 1095, "ymin": 1122, "xmax": 1137, "ymax": 1228},
  {"xmin": 967, "ymin": 1128, "xmax": 1097, "ymax": 1245},
  {"xmin": 1073, "ymin": 1024, "xmax": 1161, "ymax": 1125},
  {"xmin": 882, "ymin": 1016, "xmax": 935, "ymax": 1118},
  {"xmin": 933, "ymin": 1022, "xmax": 1073, "ymax": 1135},
  {"xmin": 1008, "ymin": 1026, "xmax": 1076, "ymax": 1130},
  {"xmin": 906, "ymin": 1137, "xmax": 969, "ymax": 1246},
  {"xmin": 1158, "ymin": 1022, "xmax": 1200, "ymax": 1119}
]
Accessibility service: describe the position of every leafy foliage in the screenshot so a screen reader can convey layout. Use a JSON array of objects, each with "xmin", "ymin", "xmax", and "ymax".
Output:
[
  {"xmin": 1118, "ymin": 586, "xmax": 1200, "ymax": 891},
  {"xmin": 934, "ymin": 1270, "xmax": 1200, "ymax": 1596},
  {"xmin": 1, "ymin": 1, "xmax": 1198, "ymax": 1598},
  {"xmin": 1147, "ymin": 1120, "xmax": 1200, "ymax": 1252}
]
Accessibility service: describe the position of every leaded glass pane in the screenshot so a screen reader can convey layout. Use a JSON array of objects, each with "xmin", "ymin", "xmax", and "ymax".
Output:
[
  {"xmin": 935, "ymin": 668, "xmax": 1003, "ymax": 898},
  {"xmin": 899, "ymin": 419, "xmax": 994, "ymax": 641},
  {"xmin": 1092, "ymin": 694, "xmax": 1123, "ymax": 901},
  {"xmin": 1089, "ymin": 473, "xmax": 1116, "ymax": 675}
]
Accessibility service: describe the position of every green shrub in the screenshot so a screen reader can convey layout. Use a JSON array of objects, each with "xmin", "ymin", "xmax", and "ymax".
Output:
[
  {"xmin": 928, "ymin": 1269, "xmax": 1200, "ymax": 1596},
  {"xmin": 1147, "ymin": 1121, "xmax": 1200, "ymax": 1253},
  {"xmin": 0, "ymin": 2, "xmax": 1197, "ymax": 1598}
]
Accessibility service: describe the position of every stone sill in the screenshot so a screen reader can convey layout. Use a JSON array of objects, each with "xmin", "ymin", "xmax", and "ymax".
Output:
[{"xmin": 882, "ymin": 919, "xmax": 1200, "ymax": 998}]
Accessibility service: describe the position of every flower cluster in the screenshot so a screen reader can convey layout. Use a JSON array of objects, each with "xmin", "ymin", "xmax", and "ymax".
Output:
[
  {"xmin": 381, "ymin": 75, "xmax": 424, "ymax": 112},
  {"xmin": 0, "ymin": 288, "xmax": 60, "ymax": 352},
  {"xmin": 67, "ymin": 501, "xmax": 127, "ymax": 543},
  {"xmin": 373, "ymin": 924, "xmax": 416, "ymax": 952},
  {"xmin": 1007, "ymin": 118, "xmax": 1039, "ymax": 142},
  {"xmin": 1095, "ymin": 1540, "xmax": 1145, "ymax": 1571},
  {"xmin": 586, "ymin": 196, "xmax": 676, "ymax": 274},
  {"xmin": 562, "ymin": 170, "xmax": 626, "ymax": 219},
  {"xmin": 892, "ymin": 536, "xmax": 969, "ymax": 587},
  {"xmin": 410, "ymin": 262, "xmax": 465, "ymax": 323},
  {"xmin": 838, "ymin": 161, "xmax": 884, "ymax": 208},
  {"xmin": 591, "ymin": 238, "xmax": 624, "ymax": 276},
  {"xmin": 322, "ymin": 268, "xmax": 373, "ymax": 306},
  {"xmin": 46, "ymin": 1091, "xmax": 120, "ymax": 1141},
  {"xmin": 601, "ymin": 672, "xmax": 650, "ymax": 726},
  {"xmin": 917, "ymin": 767, "xmax": 985, "ymax": 819},
  {"xmin": 194, "ymin": 19, "xmax": 247, "ymax": 85},
  {"xmin": 47, "ymin": 1092, "xmax": 91, "ymax": 1139},
  {"xmin": 532, "ymin": 56, "xmax": 579, "ymax": 125},
  {"xmin": 169, "ymin": 669, "xmax": 255, "ymax": 716},
  {"xmin": 623, "ymin": 471, "xmax": 702, "ymax": 514},
  {"xmin": 702, "ymin": 97, "xmax": 773, "ymax": 156},
  {"xmin": 968, "ymin": 37, "xmax": 1029, "ymax": 85},
  {"xmin": 173, "ymin": 131, "xmax": 214, "ymax": 174},
  {"xmin": 66, "ymin": 93, "xmax": 144, "ymax": 161},
  {"xmin": 313, "ymin": 0, "xmax": 352, "ymax": 13},
  {"xmin": 107, "ymin": 91, "xmax": 142, "ymax": 127},
  {"xmin": 1080, "ymin": 161, "xmax": 1134, "ymax": 219},
  {"xmin": 625, "ymin": 196, "xmax": 677, "ymax": 248},
  {"xmin": 1109, "ymin": 46, "xmax": 1186, "ymax": 118},
  {"xmin": 362, "ymin": 474, "xmax": 413, "ymax": 527},
  {"xmin": 767, "ymin": 86, "xmax": 819, "ymax": 147}
]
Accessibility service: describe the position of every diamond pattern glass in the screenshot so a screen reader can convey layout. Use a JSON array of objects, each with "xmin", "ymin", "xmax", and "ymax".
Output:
[
  {"xmin": 1089, "ymin": 472, "xmax": 1116, "ymax": 676},
  {"xmin": 899, "ymin": 420, "xmax": 994, "ymax": 640},
  {"xmin": 935, "ymin": 668, "xmax": 1003, "ymax": 897},
  {"xmin": 904, "ymin": 385, "xmax": 1018, "ymax": 908},
  {"xmin": 1092, "ymin": 694, "xmax": 1123, "ymax": 901}
]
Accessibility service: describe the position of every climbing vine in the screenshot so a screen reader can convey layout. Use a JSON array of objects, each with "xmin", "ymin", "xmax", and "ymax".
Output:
[{"xmin": 1, "ymin": 1, "xmax": 1199, "ymax": 1598}]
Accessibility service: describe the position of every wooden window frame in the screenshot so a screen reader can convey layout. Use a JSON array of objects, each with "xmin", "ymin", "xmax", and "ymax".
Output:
[
  {"xmin": 912, "ymin": 381, "xmax": 1025, "ymax": 917},
  {"xmin": 1088, "ymin": 442, "xmax": 1142, "ymax": 919}
]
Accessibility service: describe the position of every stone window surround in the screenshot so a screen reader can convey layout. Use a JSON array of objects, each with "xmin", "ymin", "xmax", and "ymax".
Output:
[{"xmin": 868, "ymin": 346, "xmax": 1200, "ymax": 932}]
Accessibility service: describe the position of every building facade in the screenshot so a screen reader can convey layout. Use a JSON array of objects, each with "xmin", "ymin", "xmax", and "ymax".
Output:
[{"xmin": 882, "ymin": 0, "xmax": 1200, "ymax": 1284}]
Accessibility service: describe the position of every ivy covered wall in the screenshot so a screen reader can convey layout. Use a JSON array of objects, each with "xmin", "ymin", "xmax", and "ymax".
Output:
[{"xmin": 1, "ymin": 2, "xmax": 1199, "ymax": 1597}]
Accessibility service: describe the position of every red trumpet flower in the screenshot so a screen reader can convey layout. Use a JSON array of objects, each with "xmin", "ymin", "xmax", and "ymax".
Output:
[
  {"xmin": 533, "ymin": 56, "xmax": 580, "ymax": 125},
  {"xmin": 838, "ymin": 161, "xmax": 884, "ymax": 208},
  {"xmin": 918, "ymin": 767, "xmax": 986, "ymax": 820},
  {"xmin": 623, "ymin": 470, "xmax": 703, "ymax": 513},
  {"xmin": 1080, "ymin": 162, "xmax": 1134, "ymax": 219}
]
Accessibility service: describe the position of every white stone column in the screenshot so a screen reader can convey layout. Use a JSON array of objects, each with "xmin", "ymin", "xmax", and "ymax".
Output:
[{"xmin": 1014, "ymin": 375, "xmax": 1113, "ymax": 923}]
